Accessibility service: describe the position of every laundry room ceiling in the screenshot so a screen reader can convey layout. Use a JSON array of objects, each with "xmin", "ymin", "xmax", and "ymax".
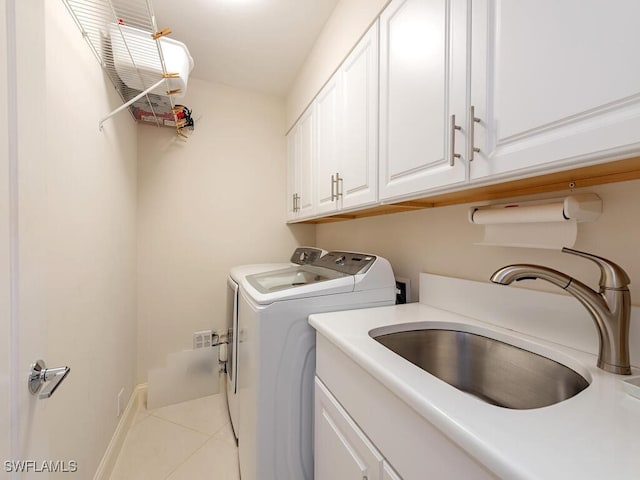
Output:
[{"xmin": 151, "ymin": 0, "xmax": 340, "ymax": 96}]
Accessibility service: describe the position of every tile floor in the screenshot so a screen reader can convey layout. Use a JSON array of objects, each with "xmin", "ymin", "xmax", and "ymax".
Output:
[{"xmin": 109, "ymin": 393, "xmax": 240, "ymax": 480}]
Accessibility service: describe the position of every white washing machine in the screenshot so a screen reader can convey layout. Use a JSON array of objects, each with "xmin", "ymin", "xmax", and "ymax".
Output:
[
  {"xmin": 236, "ymin": 251, "xmax": 396, "ymax": 480},
  {"xmin": 226, "ymin": 247, "xmax": 325, "ymax": 440}
]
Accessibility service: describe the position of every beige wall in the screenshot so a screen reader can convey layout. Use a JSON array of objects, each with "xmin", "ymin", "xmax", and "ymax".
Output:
[
  {"xmin": 0, "ymin": 0, "xmax": 10, "ymax": 465},
  {"xmin": 317, "ymin": 180, "xmax": 640, "ymax": 306},
  {"xmin": 41, "ymin": 1, "xmax": 139, "ymax": 475},
  {"xmin": 137, "ymin": 78, "xmax": 315, "ymax": 382},
  {"xmin": 285, "ymin": 0, "xmax": 390, "ymax": 130}
]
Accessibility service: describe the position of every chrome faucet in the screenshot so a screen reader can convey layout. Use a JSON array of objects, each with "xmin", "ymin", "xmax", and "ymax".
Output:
[{"xmin": 490, "ymin": 247, "xmax": 632, "ymax": 375}]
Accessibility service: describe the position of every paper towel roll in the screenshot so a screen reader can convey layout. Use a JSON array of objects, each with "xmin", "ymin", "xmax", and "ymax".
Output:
[
  {"xmin": 468, "ymin": 194, "xmax": 601, "ymax": 249},
  {"xmin": 476, "ymin": 221, "xmax": 578, "ymax": 249},
  {"xmin": 471, "ymin": 202, "xmax": 567, "ymax": 224}
]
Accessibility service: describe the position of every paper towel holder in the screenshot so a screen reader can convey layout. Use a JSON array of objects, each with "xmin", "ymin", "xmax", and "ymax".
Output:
[{"xmin": 468, "ymin": 193, "xmax": 602, "ymax": 225}]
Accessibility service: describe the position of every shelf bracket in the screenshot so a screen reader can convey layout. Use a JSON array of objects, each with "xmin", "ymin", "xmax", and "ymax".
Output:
[{"xmin": 99, "ymin": 78, "xmax": 166, "ymax": 130}]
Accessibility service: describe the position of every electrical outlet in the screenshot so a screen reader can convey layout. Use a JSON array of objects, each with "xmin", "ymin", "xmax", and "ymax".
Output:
[
  {"xmin": 193, "ymin": 330, "xmax": 214, "ymax": 349},
  {"xmin": 395, "ymin": 277, "xmax": 411, "ymax": 304},
  {"xmin": 117, "ymin": 388, "xmax": 125, "ymax": 418}
]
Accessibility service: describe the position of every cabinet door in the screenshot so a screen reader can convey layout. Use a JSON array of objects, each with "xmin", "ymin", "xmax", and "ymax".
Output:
[
  {"xmin": 315, "ymin": 378, "xmax": 383, "ymax": 480},
  {"xmin": 297, "ymin": 108, "xmax": 315, "ymax": 218},
  {"xmin": 315, "ymin": 75, "xmax": 341, "ymax": 215},
  {"xmin": 287, "ymin": 108, "xmax": 315, "ymax": 221},
  {"xmin": 379, "ymin": 0, "xmax": 468, "ymax": 201},
  {"xmin": 340, "ymin": 22, "xmax": 379, "ymax": 210},
  {"xmin": 286, "ymin": 129, "xmax": 298, "ymax": 221},
  {"xmin": 470, "ymin": 0, "xmax": 640, "ymax": 182}
]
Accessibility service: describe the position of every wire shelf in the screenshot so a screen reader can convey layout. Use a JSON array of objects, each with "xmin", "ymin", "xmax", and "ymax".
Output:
[{"xmin": 62, "ymin": 0, "xmax": 193, "ymax": 137}]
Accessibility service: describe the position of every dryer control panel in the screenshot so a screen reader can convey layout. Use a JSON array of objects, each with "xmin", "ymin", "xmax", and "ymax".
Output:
[
  {"xmin": 312, "ymin": 251, "xmax": 377, "ymax": 275},
  {"xmin": 290, "ymin": 247, "xmax": 325, "ymax": 265}
]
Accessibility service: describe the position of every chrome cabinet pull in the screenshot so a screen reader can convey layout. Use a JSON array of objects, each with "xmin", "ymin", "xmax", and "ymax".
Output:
[
  {"xmin": 450, "ymin": 114, "xmax": 462, "ymax": 166},
  {"xmin": 295, "ymin": 194, "xmax": 300, "ymax": 212},
  {"xmin": 331, "ymin": 173, "xmax": 343, "ymax": 202},
  {"xmin": 29, "ymin": 360, "xmax": 70, "ymax": 399},
  {"xmin": 468, "ymin": 105, "xmax": 481, "ymax": 161},
  {"xmin": 331, "ymin": 174, "xmax": 336, "ymax": 202}
]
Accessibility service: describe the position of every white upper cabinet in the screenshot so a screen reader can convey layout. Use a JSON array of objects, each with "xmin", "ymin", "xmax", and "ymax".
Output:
[
  {"xmin": 314, "ymin": 75, "xmax": 341, "ymax": 215},
  {"xmin": 470, "ymin": 0, "xmax": 640, "ymax": 182},
  {"xmin": 340, "ymin": 21, "xmax": 379, "ymax": 210},
  {"xmin": 286, "ymin": 107, "xmax": 314, "ymax": 221},
  {"xmin": 289, "ymin": 0, "xmax": 640, "ymax": 222},
  {"xmin": 379, "ymin": 0, "xmax": 469, "ymax": 201},
  {"xmin": 315, "ymin": 22, "xmax": 380, "ymax": 214}
]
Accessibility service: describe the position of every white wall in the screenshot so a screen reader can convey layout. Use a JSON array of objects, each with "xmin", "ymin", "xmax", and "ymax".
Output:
[
  {"xmin": 39, "ymin": 1, "xmax": 138, "ymax": 476},
  {"xmin": 317, "ymin": 180, "xmax": 640, "ymax": 306},
  {"xmin": 285, "ymin": 0, "xmax": 390, "ymax": 130},
  {"xmin": 0, "ymin": 0, "xmax": 11, "ymax": 466},
  {"xmin": 137, "ymin": 78, "xmax": 315, "ymax": 382}
]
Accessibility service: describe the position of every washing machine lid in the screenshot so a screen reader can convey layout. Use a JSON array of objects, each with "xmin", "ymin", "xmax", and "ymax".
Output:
[
  {"xmin": 242, "ymin": 252, "xmax": 384, "ymax": 305},
  {"xmin": 228, "ymin": 247, "xmax": 326, "ymax": 282},
  {"xmin": 243, "ymin": 265, "xmax": 354, "ymax": 304},
  {"xmin": 247, "ymin": 265, "xmax": 348, "ymax": 294},
  {"xmin": 229, "ymin": 263, "xmax": 291, "ymax": 283}
]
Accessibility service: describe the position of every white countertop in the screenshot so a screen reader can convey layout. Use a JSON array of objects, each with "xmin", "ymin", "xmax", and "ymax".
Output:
[{"xmin": 309, "ymin": 301, "xmax": 640, "ymax": 479}]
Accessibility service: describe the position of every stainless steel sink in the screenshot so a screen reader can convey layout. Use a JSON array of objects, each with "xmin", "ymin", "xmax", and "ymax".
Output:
[{"xmin": 372, "ymin": 329, "xmax": 589, "ymax": 409}]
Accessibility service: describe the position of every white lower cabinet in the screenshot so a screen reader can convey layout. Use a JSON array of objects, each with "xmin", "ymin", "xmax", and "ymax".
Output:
[
  {"xmin": 315, "ymin": 335, "xmax": 497, "ymax": 480},
  {"xmin": 315, "ymin": 377, "xmax": 396, "ymax": 480}
]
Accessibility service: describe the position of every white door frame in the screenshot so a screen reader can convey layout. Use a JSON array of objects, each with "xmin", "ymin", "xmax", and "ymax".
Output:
[
  {"xmin": 3, "ymin": 0, "xmax": 50, "ymax": 477},
  {"xmin": 1, "ymin": 0, "xmax": 14, "ymax": 471}
]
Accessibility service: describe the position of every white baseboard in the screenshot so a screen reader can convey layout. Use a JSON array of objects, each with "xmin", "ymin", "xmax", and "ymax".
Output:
[{"xmin": 93, "ymin": 383, "xmax": 148, "ymax": 480}]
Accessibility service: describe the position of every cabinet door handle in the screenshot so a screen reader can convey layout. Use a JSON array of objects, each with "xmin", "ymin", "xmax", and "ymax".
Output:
[
  {"xmin": 331, "ymin": 175, "xmax": 336, "ymax": 202},
  {"xmin": 450, "ymin": 114, "xmax": 462, "ymax": 166},
  {"xmin": 336, "ymin": 172, "xmax": 343, "ymax": 199},
  {"xmin": 468, "ymin": 105, "xmax": 481, "ymax": 161}
]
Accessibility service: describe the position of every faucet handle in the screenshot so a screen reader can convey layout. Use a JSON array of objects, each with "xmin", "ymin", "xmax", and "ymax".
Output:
[{"xmin": 562, "ymin": 247, "xmax": 630, "ymax": 290}]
